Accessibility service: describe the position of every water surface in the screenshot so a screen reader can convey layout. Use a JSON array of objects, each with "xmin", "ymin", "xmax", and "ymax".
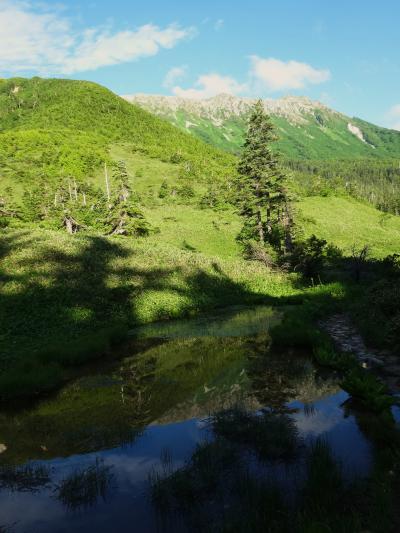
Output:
[{"xmin": 0, "ymin": 306, "xmax": 378, "ymax": 532}]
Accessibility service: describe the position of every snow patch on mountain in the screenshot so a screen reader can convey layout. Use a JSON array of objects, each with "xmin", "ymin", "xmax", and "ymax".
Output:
[{"xmin": 347, "ymin": 123, "xmax": 375, "ymax": 148}]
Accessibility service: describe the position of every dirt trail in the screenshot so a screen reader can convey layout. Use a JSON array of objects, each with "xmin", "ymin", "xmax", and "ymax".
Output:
[{"xmin": 319, "ymin": 313, "xmax": 400, "ymax": 394}]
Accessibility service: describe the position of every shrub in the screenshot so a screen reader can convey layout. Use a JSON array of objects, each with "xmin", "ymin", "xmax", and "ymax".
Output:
[
  {"xmin": 341, "ymin": 369, "xmax": 395, "ymax": 413},
  {"xmin": 289, "ymin": 235, "xmax": 342, "ymax": 279}
]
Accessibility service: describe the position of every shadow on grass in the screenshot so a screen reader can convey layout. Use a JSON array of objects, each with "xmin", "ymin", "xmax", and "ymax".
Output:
[
  {"xmin": 0, "ymin": 228, "xmax": 397, "ymax": 400},
  {"xmin": 0, "ymin": 231, "xmax": 300, "ymax": 400}
]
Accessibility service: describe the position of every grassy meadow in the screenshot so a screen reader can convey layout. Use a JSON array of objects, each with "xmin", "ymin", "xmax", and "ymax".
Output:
[
  {"xmin": 298, "ymin": 196, "xmax": 400, "ymax": 258},
  {"xmin": 1, "ymin": 139, "xmax": 399, "ymax": 399}
]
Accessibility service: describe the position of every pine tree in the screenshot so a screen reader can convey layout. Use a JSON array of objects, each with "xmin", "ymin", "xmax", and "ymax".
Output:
[
  {"xmin": 106, "ymin": 160, "xmax": 150, "ymax": 236},
  {"xmin": 237, "ymin": 100, "xmax": 292, "ymax": 253}
]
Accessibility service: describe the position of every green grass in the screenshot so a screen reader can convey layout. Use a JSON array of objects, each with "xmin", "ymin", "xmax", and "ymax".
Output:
[
  {"xmin": 101, "ymin": 145, "xmax": 242, "ymax": 258},
  {"xmin": 0, "ymin": 227, "xmax": 296, "ymax": 378},
  {"xmin": 298, "ymin": 196, "xmax": 400, "ymax": 258}
]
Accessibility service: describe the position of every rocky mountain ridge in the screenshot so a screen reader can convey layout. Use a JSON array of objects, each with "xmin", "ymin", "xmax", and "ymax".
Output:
[
  {"xmin": 123, "ymin": 93, "xmax": 338, "ymax": 126},
  {"xmin": 123, "ymin": 92, "xmax": 400, "ymax": 159}
]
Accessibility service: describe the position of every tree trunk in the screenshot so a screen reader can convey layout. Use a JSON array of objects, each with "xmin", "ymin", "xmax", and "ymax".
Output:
[
  {"xmin": 257, "ymin": 210, "xmax": 264, "ymax": 243},
  {"xmin": 266, "ymin": 193, "xmax": 272, "ymax": 235},
  {"xmin": 63, "ymin": 215, "xmax": 83, "ymax": 234},
  {"xmin": 64, "ymin": 217, "xmax": 74, "ymax": 234},
  {"xmin": 283, "ymin": 202, "xmax": 294, "ymax": 253},
  {"xmin": 104, "ymin": 162, "xmax": 111, "ymax": 206}
]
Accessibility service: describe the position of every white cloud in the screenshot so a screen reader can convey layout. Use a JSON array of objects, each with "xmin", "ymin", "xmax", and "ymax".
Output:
[
  {"xmin": 386, "ymin": 104, "xmax": 400, "ymax": 130},
  {"xmin": 249, "ymin": 56, "xmax": 331, "ymax": 91},
  {"xmin": 172, "ymin": 73, "xmax": 247, "ymax": 99},
  {"xmin": 171, "ymin": 56, "xmax": 330, "ymax": 100},
  {"xmin": 163, "ymin": 65, "xmax": 187, "ymax": 88},
  {"xmin": 214, "ymin": 19, "xmax": 224, "ymax": 31},
  {"xmin": 0, "ymin": 0, "xmax": 194, "ymax": 74}
]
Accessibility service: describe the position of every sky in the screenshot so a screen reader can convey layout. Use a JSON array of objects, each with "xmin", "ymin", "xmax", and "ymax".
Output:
[{"xmin": 1, "ymin": 0, "xmax": 400, "ymax": 129}]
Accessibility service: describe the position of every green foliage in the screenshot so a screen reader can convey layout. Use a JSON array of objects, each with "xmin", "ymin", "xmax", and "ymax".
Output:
[
  {"xmin": 158, "ymin": 179, "xmax": 169, "ymax": 199},
  {"xmin": 0, "ymin": 129, "xmax": 107, "ymax": 185},
  {"xmin": 236, "ymin": 100, "xmax": 292, "ymax": 252},
  {"xmin": 176, "ymin": 183, "xmax": 195, "ymax": 200},
  {"xmin": 105, "ymin": 200, "xmax": 151, "ymax": 236},
  {"xmin": 288, "ymin": 159, "xmax": 400, "ymax": 215},
  {"xmin": 0, "ymin": 227, "xmax": 296, "ymax": 399},
  {"xmin": 290, "ymin": 234, "xmax": 342, "ymax": 279},
  {"xmin": 313, "ymin": 343, "xmax": 355, "ymax": 371},
  {"xmin": 199, "ymin": 183, "xmax": 231, "ymax": 210},
  {"xmin": 37, "ymin": 325, "xmax": 128, "ymax": 367},
  {"xmin": 355, "ymin": 277, "xmax": 400, "ymax": 350},
  {"xmin": 341, "ymin": 370, "xmax": 396, "ymax": 413}
]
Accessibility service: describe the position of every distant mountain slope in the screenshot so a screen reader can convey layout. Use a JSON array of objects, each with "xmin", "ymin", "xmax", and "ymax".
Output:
[
  {"xmin": 0, "ymin": 78, "xmax": 236, "ymax": 187},
  {"xmin": 124, "ymin": 93, "xmax": 400, "ymax": 160}
]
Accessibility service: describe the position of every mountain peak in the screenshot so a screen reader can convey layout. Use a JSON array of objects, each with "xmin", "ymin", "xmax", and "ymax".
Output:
[
  {"xmin": 124, "ymin": 92, "xmax": 336, "ymax": 127},
  {"xmin": 121, "ymin": 88, "xmax": 400, "ymax": 159}
]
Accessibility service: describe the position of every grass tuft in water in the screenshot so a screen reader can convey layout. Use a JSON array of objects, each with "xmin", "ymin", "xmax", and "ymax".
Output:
[
  {"xmin": 212, "ymin": 406, "xmax": 300, "ymax": 461},
  {"xmin": 149, "ymin": 439, "xmax": 238, "ymax": 515},
  {"xmin": 55, "ymin": 458, "xmax": 114, "ymax": 511}
]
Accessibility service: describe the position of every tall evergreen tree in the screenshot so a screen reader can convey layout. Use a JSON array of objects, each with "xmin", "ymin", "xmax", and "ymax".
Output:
[
  {"xmin": 237, "ymin": 100, "xmax": 292, "ymax": 252},
  {"xmin": 106, "ymin": 160, "xmax": 150, "ymax": 236}
]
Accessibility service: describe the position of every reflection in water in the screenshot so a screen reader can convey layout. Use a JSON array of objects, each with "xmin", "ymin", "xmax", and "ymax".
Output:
[
  {"xmin": 0, "ymin": 463, "xmax": 51, "ymax": 493},
  {"xmin": 0, "ymin": 305, "xmax": 379, "ymax": 532},
  {"xmin": 55, "ymin": 458, "xmax": 114, "ymax": 511}
]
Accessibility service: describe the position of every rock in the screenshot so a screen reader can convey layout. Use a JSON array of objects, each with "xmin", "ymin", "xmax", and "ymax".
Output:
[{"xmin": 364, "ymin": 356, "xmax": 385, "ymax": 367}]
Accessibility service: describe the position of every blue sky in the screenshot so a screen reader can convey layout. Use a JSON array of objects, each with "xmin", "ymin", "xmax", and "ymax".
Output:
[{"xmin": 1, "ymin": 0, "xmax": 400, "ymax": 128}]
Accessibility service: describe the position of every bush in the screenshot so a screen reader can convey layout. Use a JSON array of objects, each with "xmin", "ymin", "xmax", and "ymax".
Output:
[
  {"xmin": 341, "ymin": 369, "xmax": 395, "ymax": 413},
  {"xmin": 158, "ymin": 180, "xmax": 169, "ymax": 199},
  {"xmin": 177, "ymin": 184, "xmax": 195, "ymax": 200},
  {"xmin": 289, "ymin": 235, "xmax": 342, "ymax": 279}
]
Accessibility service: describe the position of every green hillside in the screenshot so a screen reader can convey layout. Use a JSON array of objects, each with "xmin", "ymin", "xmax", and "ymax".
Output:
[
  {"xmin": 299, "ymin": 196, "xmax": 400, "ymax": 258},
  {"xmin": 0, "ymin": 77, "xmax": 236, "ymax": 192}
]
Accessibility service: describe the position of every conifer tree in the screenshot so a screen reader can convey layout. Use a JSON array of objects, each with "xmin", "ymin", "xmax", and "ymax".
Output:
[
  {"xmin": 106, "ymin": 160, "xmax": 150, "ymax": 236},
  {"xmin": 237, "ymin": 100, "xmax": 292, "ymax": 252}
]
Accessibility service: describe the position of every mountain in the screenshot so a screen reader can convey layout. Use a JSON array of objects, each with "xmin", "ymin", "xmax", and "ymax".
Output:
[
  {"xmin": 0, "ymin": 78, "xmax": 235, "ymax": 189},
  {"xmin": 124, "ymin": 93, "xmax": 400, "ymax": 160}
]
